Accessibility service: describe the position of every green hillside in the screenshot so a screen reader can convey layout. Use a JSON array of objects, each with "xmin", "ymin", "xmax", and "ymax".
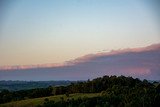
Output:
[
  {"xmin": 0, "ymin": 75, "xmax": 160, "ymax": 107},
  {"xmin": 0, "ymin": 93, "xmax": 100, "ymax": 107}
]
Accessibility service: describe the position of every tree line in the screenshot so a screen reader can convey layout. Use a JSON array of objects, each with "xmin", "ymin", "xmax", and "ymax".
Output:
[{"xmin": 0, "ymin": 75, "xmax": 160, "ymax": 107}]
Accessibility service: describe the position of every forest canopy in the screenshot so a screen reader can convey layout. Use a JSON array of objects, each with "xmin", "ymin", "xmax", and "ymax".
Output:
[{"xmin": 0, "ymin": 75, "xmax": 160, "ymax": 107}]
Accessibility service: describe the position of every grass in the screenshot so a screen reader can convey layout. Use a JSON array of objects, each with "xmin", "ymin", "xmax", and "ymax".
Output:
[{"xmin": 0, "ymin": 93, "xmax": 100, "ymax": 107}]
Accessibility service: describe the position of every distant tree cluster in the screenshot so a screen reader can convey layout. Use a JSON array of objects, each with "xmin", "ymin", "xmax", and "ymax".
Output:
[{"xmin": 0, "ymin": 75, "xmax": 160, "ymax": 107}]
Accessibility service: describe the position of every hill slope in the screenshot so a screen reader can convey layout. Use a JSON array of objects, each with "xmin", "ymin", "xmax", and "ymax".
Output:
[
  {"xmin": 0, "ymin": 93, "xmax": 100, "ymax": 107},
  {"xmin": 0, "ymin": 75, "xmax": 160, "ymax": 107}
]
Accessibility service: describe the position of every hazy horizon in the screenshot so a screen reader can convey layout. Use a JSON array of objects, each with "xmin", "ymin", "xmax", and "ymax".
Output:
[
  {"xmin": 0, "ymin": 0, "xmax": 160, "ymax": 81},
  {"xmin": 0, "ymin": 43, "xmax": 160, "ymax": 81}
]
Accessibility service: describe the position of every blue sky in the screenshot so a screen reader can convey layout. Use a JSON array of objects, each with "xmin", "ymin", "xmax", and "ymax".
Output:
[{"xmin": 0, "ymin": 0, "xmax": 160, "ymax": 66}]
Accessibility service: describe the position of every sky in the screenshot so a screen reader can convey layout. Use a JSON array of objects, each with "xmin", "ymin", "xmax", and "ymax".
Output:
[
  {"xmin": 0, "ymin": 0, "xmax": 160, "ymax": 66},
  {"xmin": 0, "ymin": 44, "xmax": 160, "ymax": 80}
]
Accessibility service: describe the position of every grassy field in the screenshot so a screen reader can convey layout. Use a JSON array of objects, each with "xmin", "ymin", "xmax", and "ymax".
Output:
[{"xmin": 0, "ymin": 93, "xmax": 100, "ymax": 107}]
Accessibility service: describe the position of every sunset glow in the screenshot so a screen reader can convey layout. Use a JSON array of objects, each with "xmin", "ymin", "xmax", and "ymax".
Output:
[
  {"xmin": 0, "ymin": 0, "xmax": 160, "ymax": 81},
  {"xmin": 0, "ymin": 0, "xmax": 160, "ymax": 67}
]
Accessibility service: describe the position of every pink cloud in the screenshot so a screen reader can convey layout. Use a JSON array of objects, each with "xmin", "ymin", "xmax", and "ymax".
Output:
[{"xmin": 0, "ymin": 43, "xmax": 159, "ymax": 80}]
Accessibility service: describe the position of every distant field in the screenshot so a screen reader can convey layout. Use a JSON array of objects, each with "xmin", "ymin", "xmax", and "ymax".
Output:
[
  {"xmin": 0, "ymin": 93, "xmax": 100, "ymax": 107},
  {"xmin": 0, "ymin": 81, "xmax": 74, "ymax": 91}
]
